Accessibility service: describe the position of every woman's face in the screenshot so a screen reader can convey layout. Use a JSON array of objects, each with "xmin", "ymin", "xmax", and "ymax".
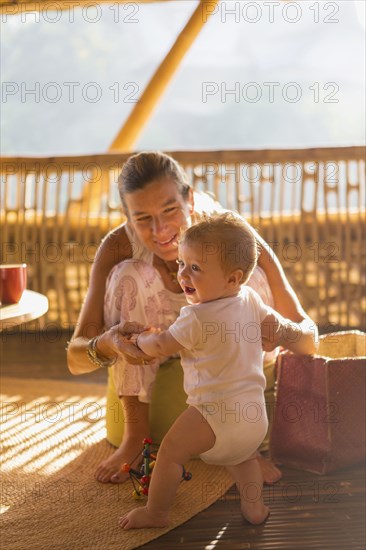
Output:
[{"xmin": 124, "ymin": 178, "xmax": 194, "ymax": 261}]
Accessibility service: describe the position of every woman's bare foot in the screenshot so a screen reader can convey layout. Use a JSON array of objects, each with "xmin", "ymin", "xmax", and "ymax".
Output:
[
  {"xmin": 119, "ymin": 505, "xmax": 169, "ymax": 530},
  {"xmin": 241, "ymin": 501, "xmax": 270, "ymax": 525},
  {"xmin": 256, "ymin": 452, "xmax": 282, "ymax": 484},
  {"xmin": 95, "ymin": 436, "xmax": 145, "ymax": 483}
]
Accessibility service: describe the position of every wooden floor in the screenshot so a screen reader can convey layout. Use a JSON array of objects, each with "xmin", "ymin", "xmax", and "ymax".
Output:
[{"xmin": 2, "ymin": 332, "xmax": 365, "ymax": 550}]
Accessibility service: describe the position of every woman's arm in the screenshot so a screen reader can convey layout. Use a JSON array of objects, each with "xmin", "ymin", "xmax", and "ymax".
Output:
[
  {"xmin": 136, "ymin": 330, "xmax": 183, "ymax": 359},
  {"xmin": 67, "ymin": 224, "xmax": 149, "ymax": 375},
  {"xmin": 255, "ymin": 230, "xmax": 318, "ymax": 354}
]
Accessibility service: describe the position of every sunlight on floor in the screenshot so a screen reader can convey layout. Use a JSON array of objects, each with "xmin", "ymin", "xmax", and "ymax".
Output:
[
  {"xmin": 205, "ymin": 523, "xmax": 229, "ymax": 550},
  {"xmin": 1, "ymin": 391, "xmax": 106, "ymax": 476}
]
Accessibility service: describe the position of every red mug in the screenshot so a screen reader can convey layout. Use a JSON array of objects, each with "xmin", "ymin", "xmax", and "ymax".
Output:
[{"xmin": 0, "ymin": 264, "xmax": 27, "ymax": 305}]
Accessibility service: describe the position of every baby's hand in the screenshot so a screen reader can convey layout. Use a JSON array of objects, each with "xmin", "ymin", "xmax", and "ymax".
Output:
[
  {"xmin": 107, "ymin": 322, "xmax": 152, "ymax": 364},
  {"xmin": 146, "ymin": 327, "xmax": 162, "ymax": 335}
]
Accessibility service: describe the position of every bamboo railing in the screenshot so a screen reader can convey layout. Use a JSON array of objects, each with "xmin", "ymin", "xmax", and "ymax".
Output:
[{"xmin": 1, "ymin": 146, "xmax": 365, "ymax": 331}]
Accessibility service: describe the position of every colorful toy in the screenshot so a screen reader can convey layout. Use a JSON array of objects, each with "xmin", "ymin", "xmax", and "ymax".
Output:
[{"xmin": 121, "ymin": 438, "xmax": 192, "ymax": 499}]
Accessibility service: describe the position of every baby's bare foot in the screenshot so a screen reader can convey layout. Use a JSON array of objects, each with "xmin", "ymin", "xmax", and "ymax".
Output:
[
  {"xmin": 119, "ymin": 506, "xmax": 169, "ymax": 530},
  {"xmin": 241, "ymin": 501, "xmax": 270, "ymax": 525},
  {"xmin": 256, "ymin": 452, "xmax": 282, "ymax": 484},
  {"xmin": 95, "ymin": 436, "xmax": 145, "ymax": 483}
]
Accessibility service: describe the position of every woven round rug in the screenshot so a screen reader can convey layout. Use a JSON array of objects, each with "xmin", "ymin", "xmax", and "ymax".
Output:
[{"xmin": 1, "ymin": 377, "xmax": 233, "ymax": 550}]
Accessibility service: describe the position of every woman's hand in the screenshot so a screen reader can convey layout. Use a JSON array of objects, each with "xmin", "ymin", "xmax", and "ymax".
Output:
[{"xmin": 97, "ymin": 322, "xmax": 155, "ymax": 364}]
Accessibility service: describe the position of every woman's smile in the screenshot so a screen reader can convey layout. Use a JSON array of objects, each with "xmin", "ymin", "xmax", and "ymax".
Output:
[{"xmin": 154, "ymin": 233, "xmax": 178, "ymax": 248}]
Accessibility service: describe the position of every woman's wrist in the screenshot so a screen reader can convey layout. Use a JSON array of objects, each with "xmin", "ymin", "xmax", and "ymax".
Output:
[
  {"xmin": 95, "ymin": 331, "xmax": 118, "ymax": 359},
  {"xmin": 86, "ymin": 334, "xmax": 117, "ymax": 369}
]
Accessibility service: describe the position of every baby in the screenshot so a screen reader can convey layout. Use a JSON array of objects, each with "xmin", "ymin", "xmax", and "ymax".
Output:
[{"xmin": 119, "ymin": 212, "xmax": 305, "ymax": 529}]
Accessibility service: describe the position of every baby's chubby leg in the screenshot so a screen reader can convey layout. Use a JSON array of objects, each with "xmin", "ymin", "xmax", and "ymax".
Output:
[
  {"xmin": 119, "ymin": 406, "xmax": 216, "ymax": 529},
  {"xmin": 226, "ymin": 454, "xmax": 269, "ymax": 525}
]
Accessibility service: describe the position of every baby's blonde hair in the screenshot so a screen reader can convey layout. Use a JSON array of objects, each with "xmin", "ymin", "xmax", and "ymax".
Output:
[{"xmin": 180, "ymin": 212, "xmax": 258, "ymax": 284}]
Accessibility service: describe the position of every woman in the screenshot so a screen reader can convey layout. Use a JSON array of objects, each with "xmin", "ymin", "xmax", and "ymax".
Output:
[{"xmin": 67, "ymin": 151, "xmax": 317, "ymax": 484}]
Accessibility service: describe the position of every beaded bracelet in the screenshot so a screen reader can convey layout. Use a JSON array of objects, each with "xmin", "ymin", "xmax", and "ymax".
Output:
[{"xmin": 86, "ymin": 335, "xmax": 117, "ymax": 369}]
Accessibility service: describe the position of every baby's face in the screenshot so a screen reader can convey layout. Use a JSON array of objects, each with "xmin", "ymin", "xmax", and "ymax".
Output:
[{"xmin": 177, "ymin": 241, "xmax": 239, "ymax": 304}]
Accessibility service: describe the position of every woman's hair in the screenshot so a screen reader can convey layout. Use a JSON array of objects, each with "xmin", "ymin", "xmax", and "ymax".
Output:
[
  {"xmin": 118, "ymin": 151, "xmax": 191, "ymax": 212},
  {"xmin": 180, "ymin": 212, "xmax": 258, "ymax": 285}
]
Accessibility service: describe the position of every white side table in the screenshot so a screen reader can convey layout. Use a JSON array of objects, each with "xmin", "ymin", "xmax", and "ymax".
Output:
[{"xmin": 0, "ymin": 290, "xmax": 49, "ymax": 331}]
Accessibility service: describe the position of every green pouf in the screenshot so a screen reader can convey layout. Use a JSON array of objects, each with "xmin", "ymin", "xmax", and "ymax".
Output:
[
  {"xmin": 261, "ymin": 359, "xmax": 276, "ymax": 452},
  {"xmin": 106, "ymin": 357, "xmax": 188, "ymax": 447},
  {"xmin": 106, "ymin": 357, "xmax": 276, "ymax": 450}
]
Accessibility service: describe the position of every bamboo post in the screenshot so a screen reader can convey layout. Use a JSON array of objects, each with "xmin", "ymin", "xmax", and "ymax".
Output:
[{"xmin": 109, "ymin": 0, "xmax": 220, "ymax": 152}]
